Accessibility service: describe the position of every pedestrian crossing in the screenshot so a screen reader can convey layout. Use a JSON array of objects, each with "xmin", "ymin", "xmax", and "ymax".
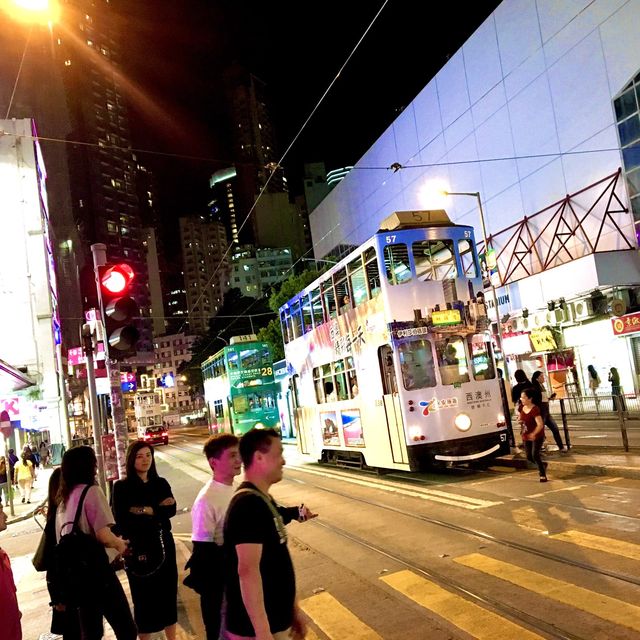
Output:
[{"xmin": 13, "ymin": 524, "xmax": 640, "ymax": 640}]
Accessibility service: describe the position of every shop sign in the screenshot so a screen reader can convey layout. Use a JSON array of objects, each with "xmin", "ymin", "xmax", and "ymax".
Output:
[
  {"xmin": 101, "ymin": 433, "xmax": 119, "ymax": 482},
  {"xmin": 530, "ymin": 328, "xmax": 557, "ymax": 352},
  {"xmin": 432, "ymin": 309, "xmax": 461, "ymax": 326},
  {"xmin": 501, "ymin": 332, "xmax": 532, "ymax": 356},
  {"xmin": 611, "ymin": 312, "xmax": 640, "ymax": 336}
]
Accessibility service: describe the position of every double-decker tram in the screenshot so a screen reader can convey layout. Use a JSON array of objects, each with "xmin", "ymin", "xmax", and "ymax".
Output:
[
  {"xmin": 279, "ymin": 210, "xmax": 510, "ymax": 471},
  {"xmin": 202, "ymin": 336, "xmax": 279, "ymax": 436}
]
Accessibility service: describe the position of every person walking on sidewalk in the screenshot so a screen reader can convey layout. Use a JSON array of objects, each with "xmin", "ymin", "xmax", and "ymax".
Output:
[
  {"xmin": 187, "ymin": 433, "xmax": 242, "ymax": 640},
  {"xmin": 112, "ymin": 441, "xmax": 178, "ymax": 640},
  {"xmin": 609, "ymin": 366, "xmax": 626, "ymax": 412},
  {"xmin": 0, "ymin": 498, "xmax": 22, "ymax": 639},
  {"xmin": 55, "ymin": 446, "xmax": 136, "ymax": 640},
  {"xmin": 14, "ymin": 452, "xmax": 34, "ymax": 503},
  {"xmin": 224, "ymin": 428, "xmax": 317, "ymax": 640},
  {"xmin": 587, "ymin": 365, "xmax": 601, "ymax": 409},
  {"xmin": 0, "ymin": 456, "xmax": 9, "ymax": 504},
  {"xmin": 519, "ymin": 388, "xmax": 548, "ymax": 483},
  {"xmin": 531, "ymin": 371, "xmax": 565, "ymax": 452}
]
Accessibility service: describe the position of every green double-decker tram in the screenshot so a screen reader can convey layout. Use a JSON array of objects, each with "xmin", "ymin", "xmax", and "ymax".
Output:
[{"xmin": 202, "ymin": 336, "xmax": 280, "ymax": 436}]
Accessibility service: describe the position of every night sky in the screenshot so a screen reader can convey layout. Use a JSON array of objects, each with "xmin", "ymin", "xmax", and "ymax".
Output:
[{"xmin": 118, "ymin": 0, "xmax": 502, "ymax": 257}]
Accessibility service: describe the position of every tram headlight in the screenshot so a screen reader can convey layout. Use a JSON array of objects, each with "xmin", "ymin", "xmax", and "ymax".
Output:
[
  {"xmin": 254, "ymin": 422, "xmax": 265, "ymax": 429},
  {"xmin": 454, "ymin": 413, "xmax": 472, "ymax": 432}
]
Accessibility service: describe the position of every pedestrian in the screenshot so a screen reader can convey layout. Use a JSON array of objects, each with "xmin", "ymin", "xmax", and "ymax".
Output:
[
  {"xmin": 587, "ymin": 365, "xmax": 601, "ymax": 408},
  {"xmin": 511, "ymin": 369, "xmax": 534, "ymax": 407},
  {"xmin": 39, "ymin": 441, "xmax": 50, "ymax": 468},
  {"xmin": 55, "ymin": 446, "xmax": 136, "ymax": 640},
  {"xmin": 608, "ymin": 366, "xmax": 626, "ymax": 412},
  {"xmin": 38, "ymin": 468, "xmax": 81, "ymax": 639},
  {"xmin": 0, "ymin": 498, "xmax": 22, "ymax": 639},
  {"xmin": 519, "ymin": 388, "xmax": 548, "ymax": 482},
  {"xmin": 224, "ymin": 428, "xmax": 317, "ymax": 640},
  {"xmin": 112, "ymin": 441, "xmax": 178, "ymax": 640},
  {"xmin": 187, "ymin": 433, "xmax": 242, "ymax": 640},
  {"xmin": 13, "ymin": 452, "xmax": 35, "ymax": 504},
  {"xmin": 0, "ymin": 456, "xmax": 9, "ymax": 504},
  {"xmin": 531, "ymin": 371, "xmax": 565, "ymax": 452}
]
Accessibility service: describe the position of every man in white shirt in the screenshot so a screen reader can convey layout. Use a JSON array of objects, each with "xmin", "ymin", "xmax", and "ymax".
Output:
[{"xmin": 189, "ymin": 433, "xmax": 242, "ymax": 640}]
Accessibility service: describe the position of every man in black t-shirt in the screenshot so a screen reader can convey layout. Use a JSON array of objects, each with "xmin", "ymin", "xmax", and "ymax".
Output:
[{"xmin": 224, "ymin": 428, "xmax": 316, "ymax": 640}]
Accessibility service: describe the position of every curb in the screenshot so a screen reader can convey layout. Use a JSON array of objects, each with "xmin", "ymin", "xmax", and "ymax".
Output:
[
  {"xmin": 494, "ymin": 455, "xmax": 640, "ymax": 480},
  {"xmin": 7, "ymin": 497, "xmax": 48, "ymax": 525}
]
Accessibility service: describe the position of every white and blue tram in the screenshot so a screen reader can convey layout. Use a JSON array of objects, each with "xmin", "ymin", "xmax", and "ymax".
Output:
[{"xmin": 280, "ymin": 210, "xmax": 510, "ymax": 471}]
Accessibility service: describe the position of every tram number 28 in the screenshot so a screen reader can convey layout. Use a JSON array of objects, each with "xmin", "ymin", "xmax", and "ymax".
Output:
[{"xmin": 261, "ymin": 367, "xmax": 273, "ymax": 376}]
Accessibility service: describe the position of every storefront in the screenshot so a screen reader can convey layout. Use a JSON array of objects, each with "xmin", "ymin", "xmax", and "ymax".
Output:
[{"xmin": 563, "ymin": 319, "xmax": 636, "ymax": 397}]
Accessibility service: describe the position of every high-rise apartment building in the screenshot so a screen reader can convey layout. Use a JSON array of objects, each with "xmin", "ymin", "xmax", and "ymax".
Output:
[
  {"xmin": 210, "ymin": 167, "xmax": 240, "ymax": 245},
  {"xmin": 57, "ymin": 0, "xmax": 153, "ymax": 350},
  {"xmin": 230, "ymin": 246, "xmax": 293, "ymax": 298},
  {"xmin": 180, "ymin": 216, "xmax": 230, "ymax": 334}
]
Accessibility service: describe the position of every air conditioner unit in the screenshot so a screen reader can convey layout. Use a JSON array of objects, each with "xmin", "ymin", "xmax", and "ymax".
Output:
[
  {"xmin": 532, "ymin": 311, "xmax": 548, "ymax": 328},
  {"xmin": 574, "ymin": 299, "xmax": 593, "ymax": 320},
  {"xmin": 561, "ymin": 303, "xmax": 575, "ymax": 323},
  {"xmin": 520, "ymin": 316, "xmax": 531, "ymax": 331},
  {"xmin": 510, "ymin": 317, "xmax": 523, "ymax": 332},
  {"xmin": 548, "ymin": 308, "xmax": 567, "ymax": 325}
]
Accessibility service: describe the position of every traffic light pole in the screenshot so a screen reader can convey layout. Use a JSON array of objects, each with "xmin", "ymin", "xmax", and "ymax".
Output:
[
  {"xmin": 81, "ymin": 324, "xmax": 106, "ymax": 491},
  {"xmin": 91, "ymin": 243, "xmax": 128, "ymax": 480}
]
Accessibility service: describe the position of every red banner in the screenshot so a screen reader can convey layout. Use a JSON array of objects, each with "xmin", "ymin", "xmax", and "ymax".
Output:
[{"xmin": 611, "ymin": 312, "xmax": 640, "ymax": 336}]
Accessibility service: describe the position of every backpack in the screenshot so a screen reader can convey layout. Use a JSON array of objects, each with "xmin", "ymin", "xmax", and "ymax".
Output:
[{"xmin": 52, "ymin": 485, "xmax": 112, "ymax": 605}]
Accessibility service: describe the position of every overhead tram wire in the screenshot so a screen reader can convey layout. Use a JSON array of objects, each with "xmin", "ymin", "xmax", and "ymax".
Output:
[{"xmin": 177, "ymin": 0, "xmax": 392, "ymax": 335}]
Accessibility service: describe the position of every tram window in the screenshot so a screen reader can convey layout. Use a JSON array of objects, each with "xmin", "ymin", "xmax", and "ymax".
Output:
[
  {"xmin": 347, "ymin": 257, "xmax": 368, "ymax": 306},
  {"xmin": 334, "ymin": 360, "xmax": 348, "ymax": 401},
  {"xmin": 311, "ymin": 288, "xmax": 324, "ymax": 326},
  {"xmin": 261, "ymin": 346, "xmax": 271, "ymax": 367},
  {"xmin": 334, "ymin": 268, "xmax": 351, "ymax": 311},
  {"xmin": 227, "ymin": 351, "xmax": 239, "ymax": 371},
  {"xmin": 398, "ymin": 340, "xmax": 436, "ymax": 390},
  {"xmin": 412, "ymin": 240, "xmax": 457, "ymax": 281},
  {"xmin": 458, "ymin": 239, "xmax": 478, "ymax": 278},
  {"xmin": 313, "ymin": 367, "xmax": 324, "ymax": 403},
  {"xmin": 346, "ymin": 356, "xmax": 358, "ymax": 397},
  {"xmin": 468, "ymin": 335, "xmax": 496, "ymax": 380},
  {"xmin": 240, "ymin": 347, "xmax": 260, "ymax": 370},
  {"xmin": 384, "ymin": 244, "xmax": 412, "ymax": 285},
  {"xmin": 280, "ymin": 311, "xmax": 290, "ymax": 344},
  {"xmin": 232, "ymin": 395, "xmax": 249, "ymax": 414},
  {"xmin": 322, "ymin": 281, "xmax": 337, "ymax": 320},
  {"xmin": 436, "ymin": 336, "xmax": 470, "ymax": 385},
  {"xmin": 364, "ymin": 247, "xmax": 381, "ymax": 298},
  {"xmin": 301, "ymin": 294, "xmax": 313, "ymax": 333},
  {"xmin": 291, "ymin": 300, "xmax": 303, "ymax": 338}
]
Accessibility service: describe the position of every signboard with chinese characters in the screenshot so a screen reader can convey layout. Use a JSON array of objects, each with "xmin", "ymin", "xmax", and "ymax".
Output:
[
  {"xmin": 501, "ymin": 332, "xmax": 532, "ymax": 356},
  {"xmin": 611, "ymin": 312, "xmax": 640, "ymax": 337},
  {"xmin": 101, "ymin": 433, "xmax": 119, "ymax": 482},
  {"xmin": 530, "ymin": 327, "xmax": 557, "ymax": 352},
  {"xmin": 432, "ymin": 309, "xmax": 461, "ymax": 326}
]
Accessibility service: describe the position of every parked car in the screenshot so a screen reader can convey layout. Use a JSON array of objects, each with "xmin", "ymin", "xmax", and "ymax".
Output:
[{"xmin": 138, "ymin": 425, "xmax": 169, "ymax": 445}]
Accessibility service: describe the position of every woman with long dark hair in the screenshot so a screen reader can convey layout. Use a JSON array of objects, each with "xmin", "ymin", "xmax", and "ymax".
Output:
[
  {"xmin": 112, "ymin": 441, "xmax": 177, "ymax": 640},
  {"xmin": 519, "ymin": 388, "xmax": 548, "ymax": 482},
  {"xmin": 531, "ymin": 371, "xmax": 565, "ymax": 452},
  {"xmin": 55, "ymin": 446, "xmax": 136, "ymax": 640}
]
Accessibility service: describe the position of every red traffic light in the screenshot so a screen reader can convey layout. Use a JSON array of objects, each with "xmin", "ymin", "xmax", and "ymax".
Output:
[{"xmin": 101, "ymin": 263, "xmax": 134, "ymax": 294}]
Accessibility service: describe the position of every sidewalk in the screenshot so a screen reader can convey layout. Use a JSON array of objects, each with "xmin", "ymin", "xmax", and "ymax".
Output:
[
  {"xmin": 495, "ymin": 446, "xmax": 640, "ymax": 480},
  {"xmin": 6, "ymin": 467, "xmax": 53, "ymax": 524}
]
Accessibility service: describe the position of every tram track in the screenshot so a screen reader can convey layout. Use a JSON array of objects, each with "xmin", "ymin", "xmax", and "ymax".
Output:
[
  {"xmin": 161, "ymin": 440, "xmax": 640, "ymax": 590},
  {"xmin": 162, "ymin": 441, "xmax": 587, "ymax": 639}
]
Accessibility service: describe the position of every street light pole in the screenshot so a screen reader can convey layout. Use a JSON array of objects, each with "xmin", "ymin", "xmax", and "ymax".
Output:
[{"xmin": 444, "ymin": 191, "xmax": 504, "ymax": 357}]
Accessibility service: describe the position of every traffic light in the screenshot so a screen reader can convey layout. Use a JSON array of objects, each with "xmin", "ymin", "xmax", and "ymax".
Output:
[{"xmin": 99, "ymin": 263, "xmax": 139, "ymax": 358}]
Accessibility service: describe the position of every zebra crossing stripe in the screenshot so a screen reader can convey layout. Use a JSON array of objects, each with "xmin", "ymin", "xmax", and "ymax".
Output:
[
  {"xmin": 455, "ymin": 553, "xmax": 640, "ymax": 632},
  {"xmin": 381, "ymin": 570, "xmax": 544, "ymax": 639}
]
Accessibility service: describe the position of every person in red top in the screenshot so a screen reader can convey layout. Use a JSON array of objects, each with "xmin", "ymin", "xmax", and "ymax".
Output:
[
  {"xmin": 519, "ymin": 388, "xmax": 548, "ymax": 482},
  {"xmin": 0, "ymin": 498, "xmax": 22, "ymax": 639}
]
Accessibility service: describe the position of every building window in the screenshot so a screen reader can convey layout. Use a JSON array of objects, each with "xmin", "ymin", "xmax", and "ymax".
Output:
[{"xmin": 614, "ymin": 74, "xmax": 640, "ymax": 232}]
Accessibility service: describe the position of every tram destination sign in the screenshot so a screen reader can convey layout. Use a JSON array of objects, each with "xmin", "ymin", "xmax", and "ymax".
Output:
[
  {"xmin": 431, "ymin": 309, "xmax": 462, "ymax": 326},
  {"xmin": 388, "ymin": 321, "xmax": 430, "ymax": 340}
]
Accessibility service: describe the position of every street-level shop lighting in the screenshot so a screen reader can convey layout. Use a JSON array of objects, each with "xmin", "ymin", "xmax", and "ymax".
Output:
[{"xmin": 1, "ymin": 0, "xmax": 60, "ymax": 24}]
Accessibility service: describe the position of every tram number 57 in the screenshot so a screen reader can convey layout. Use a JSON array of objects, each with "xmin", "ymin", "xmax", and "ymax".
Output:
[{"xmin": 385, "ymin": 235, "xmax": 396, "ymax": 244}]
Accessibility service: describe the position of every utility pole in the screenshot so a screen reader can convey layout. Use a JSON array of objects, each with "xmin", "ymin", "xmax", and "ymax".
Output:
[
  {"xmin": 81, "ymin": 323, "xmax": 106, "ymax": 491},
  {"xmin": 91, "ymin": 243, "xmax": 129, "ymax": 479}
]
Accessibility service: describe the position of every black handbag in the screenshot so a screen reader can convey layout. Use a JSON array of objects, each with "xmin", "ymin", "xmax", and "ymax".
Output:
[
  {"xmin": 126, "ymin": 525, "xmax": 166, "ymax": 578},
  {"xmin": 32, "ymin": 515, "xmax": 56, "ymax": 572}
]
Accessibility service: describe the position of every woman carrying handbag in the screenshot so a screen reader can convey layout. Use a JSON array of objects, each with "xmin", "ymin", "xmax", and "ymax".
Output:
[{"xmin": 113, "ymin": 441, "xmax": 178, "ymax": 640}]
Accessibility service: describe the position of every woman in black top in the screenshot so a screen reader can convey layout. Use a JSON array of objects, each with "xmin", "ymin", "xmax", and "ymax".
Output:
[
  {"xmin": 531, "ymin": 371, "xmax": 565, "ymax": 451},
  {"xmin": 112, "ymin": 441, "xmax": 178, "ymax": 640}
]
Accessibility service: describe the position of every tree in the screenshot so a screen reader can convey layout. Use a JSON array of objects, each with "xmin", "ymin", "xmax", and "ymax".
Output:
[{"xmin": 257, "ymin": 318, "xmax": 285, "ymax": 361}]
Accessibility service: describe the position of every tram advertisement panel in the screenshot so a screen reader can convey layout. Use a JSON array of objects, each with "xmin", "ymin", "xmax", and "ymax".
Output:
[
  {"xmin": 341, "ymin": 409, "xmax": 364, "ymax": 447},
  {"xmin": 320, "ymin": 411, "xmax": 339, "ymax": 445}
]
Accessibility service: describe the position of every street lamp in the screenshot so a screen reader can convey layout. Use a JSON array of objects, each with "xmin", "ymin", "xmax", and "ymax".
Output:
[
  {"xmin": 443, "ymin": 191, "xmax": 504, "ymax": 358},
  {"xmin": 0, "ymin": 0, "xmax": 60, "ymax": 24}
]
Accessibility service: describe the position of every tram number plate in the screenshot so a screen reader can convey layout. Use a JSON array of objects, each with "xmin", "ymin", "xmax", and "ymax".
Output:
[{"xmin": 375, "ymin": 399, "xmax": 383, "ymax": 406}]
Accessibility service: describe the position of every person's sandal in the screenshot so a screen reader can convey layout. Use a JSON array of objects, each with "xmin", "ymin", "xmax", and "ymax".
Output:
[{"xmin": 540, "ymin": 477, "xmax": 548, "ymax": 483}]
